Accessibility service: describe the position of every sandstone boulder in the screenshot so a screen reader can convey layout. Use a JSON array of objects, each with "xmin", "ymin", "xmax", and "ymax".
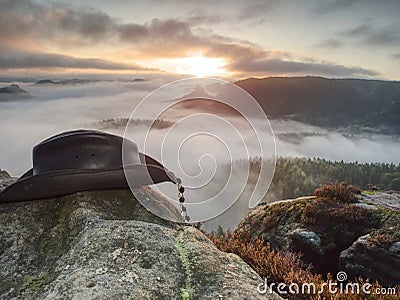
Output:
[{"xmin": 0, "ymin": 188, "xmax": 281, "ymax": 299}]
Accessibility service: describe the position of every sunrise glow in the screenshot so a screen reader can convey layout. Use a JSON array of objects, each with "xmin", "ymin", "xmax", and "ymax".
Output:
[
  {"xmin": 160, "ymin": 55, "xmax": 227, "ymax": 77},
  {"xmin": 0, "ymin": 1, "xmax": 398, "ymax": 79}
]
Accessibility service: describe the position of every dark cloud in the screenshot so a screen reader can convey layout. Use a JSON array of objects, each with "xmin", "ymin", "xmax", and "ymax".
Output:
[
  {"xmin": 314, "ymin": 0, "xmax": 400, "ymax": 16},
  {"xmin": 118, "ymin": 18, "xmax": 196, "ymax": 45},
  {"xmin": 392, "ymin": 53, "xmax": 400, "ymax": 60},
  {"xmin": 54, "ymin": 8, "xmax": 115, "ymax": 41},
  {"xmin": 238, "ymin": 1, "xmax": 282, "ymax": 21},
  {"xmin": 184, "ymin": 8, "xmax": 222, "ymax": 25},
  {"xmin": 228, "ymin": 57, "xmax": 378, "ymax": 77},
  {"xmin": 0, "ymin": 0, "xmax": 205, "ymax": 51},
  {"xmin": 205, "ymin": 41, "xmax": 377, "ymax": 77},
  {"xmin": 320, "ymin": 23, "xmax": 400, "ymax": 49},
  {"xmin": 362, "ymin": 28, "xmax": 400, "ymax": 47},
  {"xmin": 340, "ymin": 24, "xmax": 398, "ymax": 47},
  {"xmin": 317, "ymin": 38, "xmax": 344, "ymax": 49},
  {"xmin": 0, "ymin": 0, "xmax": 116, "ymax": 47},
  {"xmin": 181, "ymin": 1, "xmax": 281, "ymax": 26},
  {"xmin": 318, "ymin": 24, "xmax": 371, "ymax": 49},
  {"xmin": 0, "ymin": 47, "xmax": 148, "ymax": 70},
  {"xmin": 314, "ymin": 0, "xmax": 361, "ymax": 15},
  {"xmin": 340, "ymin": 24, "xmax": 370, "ymax": 38}
]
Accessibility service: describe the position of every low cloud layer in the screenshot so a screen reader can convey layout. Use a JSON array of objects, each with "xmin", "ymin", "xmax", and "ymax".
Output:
[
  {"xmin": 271, "ymin": 119, "xmax": 400, "ymax": 164},
  {"xmin": 0, "ymin": 80, "xmax": 399, "ymax": 229},
  {"xmin": 1, "ymin": 80, "xmax": 399, "ymax": 177},
  {"xmin": 0, "ymin": 47, "xmax": 148, "ymax": 71}
]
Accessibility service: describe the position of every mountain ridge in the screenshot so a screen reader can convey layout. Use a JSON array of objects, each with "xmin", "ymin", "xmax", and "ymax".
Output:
[{"xmin": 234, "ymin": 76, "xmax": 400, "ymax": 134}]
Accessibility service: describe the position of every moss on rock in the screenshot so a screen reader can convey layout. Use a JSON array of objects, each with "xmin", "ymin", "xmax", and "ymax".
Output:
[
  {"xmin": 237, "ymin": 191, "xmax": 400, "ymax": 284},
  {"xmin": 0, "ymin": 188, "xmax": 281, "ymax": 299},
  {"xmin": 18, "ymin": 272, "xmax": 57, "ymax": 293}
]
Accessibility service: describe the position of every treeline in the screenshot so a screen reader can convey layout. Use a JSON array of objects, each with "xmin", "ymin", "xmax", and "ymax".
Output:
[
  {"xmin": 240, "ymin": 157, "xmax": 400, "ymax": 201},
  {"xmin": 92, "ymin": 118, "xmax": 174, "ymax": 130}
]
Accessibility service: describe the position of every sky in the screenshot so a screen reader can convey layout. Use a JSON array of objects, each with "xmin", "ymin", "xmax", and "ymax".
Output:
[{"xmin": 1, "ymin": 0, "xmax": 400, "ymax": 80}]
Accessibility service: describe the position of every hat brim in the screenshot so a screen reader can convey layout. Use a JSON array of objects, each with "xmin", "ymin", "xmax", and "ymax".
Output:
[{"xmin": 0, "ymin": 164, "xmax": 177, "ymax": 203}]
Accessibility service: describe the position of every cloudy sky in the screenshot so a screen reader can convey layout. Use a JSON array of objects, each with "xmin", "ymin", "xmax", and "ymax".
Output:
[{"xmin": 1, "ymin": 0, "xmax": 399, "ymax": 80}]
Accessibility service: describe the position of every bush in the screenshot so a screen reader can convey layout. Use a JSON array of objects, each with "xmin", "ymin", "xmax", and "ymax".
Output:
[
  {"xmin": 208, "ymin": 229, "xmax": 322, "ymax": 300},
  {"xmin": 207, "ymin": 229, "xmax": 398, "ymax": 299},
  {"xmin": 366, "ymin": 232, "xmax": 395, "ymax": 249},
  {"xmin": 314, "ymin": 182, "xmax": 359, "ymax": 203},
  {"xmin": 262, "ymin": 215, "xmax": 278, "ymax": 231},
  {"xmin": 301, "ymin": 201, "xmax": 371, "ymax": 227}
]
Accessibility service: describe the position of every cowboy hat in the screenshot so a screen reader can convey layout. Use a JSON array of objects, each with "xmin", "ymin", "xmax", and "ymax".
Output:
[{"xmin": 0, "ymin": 129, "xmax": 180, "ymax": 203}]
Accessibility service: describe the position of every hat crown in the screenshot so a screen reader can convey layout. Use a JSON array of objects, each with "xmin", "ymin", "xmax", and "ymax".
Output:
[{"xmin": 32, "ymin": 130, "xmax": 140, "ymax": 175}]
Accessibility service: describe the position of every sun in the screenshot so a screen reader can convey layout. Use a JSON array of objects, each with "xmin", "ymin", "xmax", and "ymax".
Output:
[
  {"xmin": 174, "ymin": 55, "xmax": 226, "ymax": 77},
  {"xmin": 154, "ymin": 55, "xmax": 227, "ymax": 77}
]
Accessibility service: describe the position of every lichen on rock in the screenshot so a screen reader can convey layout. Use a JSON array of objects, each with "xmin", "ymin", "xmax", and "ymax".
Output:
[{"xmin": 0, "ymin": 186, "xmax": 281, "ymax": 299}]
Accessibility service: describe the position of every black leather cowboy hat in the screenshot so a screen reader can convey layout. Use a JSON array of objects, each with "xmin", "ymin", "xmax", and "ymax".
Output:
[{"xmin": 0, "ymin": 130, "xmax": 180, "ymax": 203}]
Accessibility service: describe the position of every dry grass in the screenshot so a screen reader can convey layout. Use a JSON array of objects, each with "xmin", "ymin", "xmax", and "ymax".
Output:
[
  {"xmin": 207, "ymin": 229, "xmax": 398, "ymax": 299},
  {"xmin": 206, "ymin": 182, "xmax": 398, "ymax": 299}
]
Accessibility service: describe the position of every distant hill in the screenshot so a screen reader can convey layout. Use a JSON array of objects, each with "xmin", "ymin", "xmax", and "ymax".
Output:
[
  {"xmin": 0, "ymin": 84, "xmax": 29, "ymax": 101},
  {"xmin": 169, "ymin": 86, "xmax": 240, "ymax": 116},
  {"xmin": 0, "ymin": 84, "xmax": 28, "ymax": 94},
  {"xmin": 234, "ymin": 77, "xmax": 400, "ymax": 133},
  {"xmin": 35, "ymin": 78, "xmax": 146, "ymax": 85},
  {"xmin": 35, "ymin": 79, "xmax": 57, "ymax": 85},
  {"xmin": 130, "ymin": 78, "xmax": 145, "ymax": 82},
  {"xmin": 35, "ymin": 78, "xmax": 93, "ymax": 85}
]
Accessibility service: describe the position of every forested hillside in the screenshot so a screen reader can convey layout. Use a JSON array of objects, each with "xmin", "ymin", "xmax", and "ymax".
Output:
[
  {"xmin": 234, "ymin": 77, "xmax": 400, "ymax": 133},
  {"xmin": 241, "ymin": 157, "xmax": 400, "ymax": 201}
]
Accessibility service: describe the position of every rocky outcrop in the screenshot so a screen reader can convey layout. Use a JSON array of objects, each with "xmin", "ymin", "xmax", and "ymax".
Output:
[
  {"xmin": 288, "ymin": 229, "xmax": 323, "ymax": 255},
  {"xmin": 0, "ymin": 169, "xmax": 16, "ymax": 191},
  {"xmin": 237, "ymin": 193, "xmax": 400, "ymax": 286},
  {"xmin": 0, "ymin": 187, "xmax": 281, "ymax": 299},
  {"xmin": 339, "ymin": 234, "xmax": 400, "ymax": 286},
  {"xmin": 359, "ymin": 190, "xmax": 400, "ymax": 212}
]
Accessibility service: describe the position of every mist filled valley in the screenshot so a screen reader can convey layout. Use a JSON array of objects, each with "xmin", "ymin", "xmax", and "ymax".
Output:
[
  {"xmin": 1, "ymin": 76, "xmax": 399, "ymax": 229},
  {"xmin": 1, "ymin": 77, "xmax": 399, "ymax": 173}
]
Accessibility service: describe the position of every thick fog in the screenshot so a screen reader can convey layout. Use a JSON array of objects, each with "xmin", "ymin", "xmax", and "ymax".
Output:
[
  {"xmin": 272, "ymin": 119, "xmax": 400, "ymax": 164},
  {"xmin": 1, "ymin": 80, "xmax": 399, "ymax": 176},
  {"xmin": 1, "ymin": 79, "xmax": 399, "ymax": 229}
]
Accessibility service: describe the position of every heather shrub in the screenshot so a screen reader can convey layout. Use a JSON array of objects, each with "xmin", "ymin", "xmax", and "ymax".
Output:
[
  {"xmin": 300, "ymin": 195, "xmax": 380, "ymax": 273},
  {"xmin": 300, "ymin": 183, "xmax": 380, "ymax": 258},
  {"xmin": 262, "ymin": 214, "xmax": 278, "ymax": 231},
  {"xmin": 207, "ymin": 229, "xmax": 399, "ymax": 299},
  {"xmin": 208, "ymin": 229, "xmax": 322, "ymax": 299},
  {"xmin": 366, "ymin": 232, "xmax": 395, "ymax": 249},
  {"xmin": 301, "ymin": 201, "xmax": 372, "ymax": 227},
  {"xmin": 314, "ymin": 182, "xmax": 359, "ymax": 203}
]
